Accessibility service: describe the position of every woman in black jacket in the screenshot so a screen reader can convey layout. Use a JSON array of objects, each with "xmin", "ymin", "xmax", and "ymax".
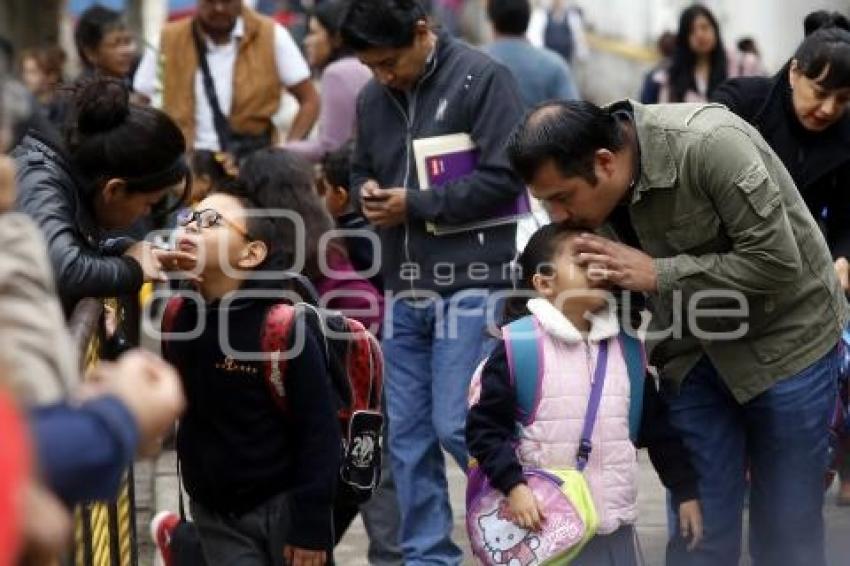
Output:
[
  {"xmin": 12, "ymin": 77, "xmax": 193, "ymax": 315},
  {"xmin": 713, "ymin": 13, "xmax": 850, "ymax": 289},
  {"xmin": 713, "ymin": 11, "xmax": 850, "ymax": 507}
]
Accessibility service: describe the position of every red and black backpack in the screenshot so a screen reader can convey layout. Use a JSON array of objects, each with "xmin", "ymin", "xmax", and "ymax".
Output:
[{"xmin": 161, "ymin": 296, "xmax": 385, "ymax": 504}]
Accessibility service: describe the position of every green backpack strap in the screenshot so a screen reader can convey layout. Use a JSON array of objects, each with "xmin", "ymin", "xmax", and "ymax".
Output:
[
  {"xmin": 618, "ymin": 332, "xmax": 646, "ymax": 442},
  {"xmin": 503, "ymin": 316, "xmax": 545, "ymax": 426}
]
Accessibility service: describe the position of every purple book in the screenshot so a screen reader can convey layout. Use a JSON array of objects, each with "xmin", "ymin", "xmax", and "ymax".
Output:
[{"xmin": 414, "ymin": 134, "xmax": 531, "ymax": 235}]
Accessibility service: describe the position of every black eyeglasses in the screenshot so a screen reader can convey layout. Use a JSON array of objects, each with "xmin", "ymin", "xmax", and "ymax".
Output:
[{"xmin": 177, "ymin": 208, "xmax": 255, "ymax": 241}]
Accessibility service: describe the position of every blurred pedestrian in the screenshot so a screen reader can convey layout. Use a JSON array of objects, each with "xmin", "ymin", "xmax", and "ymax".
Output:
[
  {"xmin": 735, "ymin": 37, "xmax": 766, "ymax": 76},
  {"xmin": 134, "ymin": 0, "xmax": 320, "ymax": 161},
  {"xmin": 18, "ymin": 46, "xmax": 66, "ymax": 127},
  {"xmin": 282, "ymin": 0, "xmax": 372, "ymax": 163},
  {"xmin": 639, "ymin": 31, "xmax": 675, "ymax": 103},
  {"xmin": 74, "ymin": 5, "xmax": 138, "ymax": 82},
  {"xmin": 484, "ymin": 0, "xmax": 580, "ymax": 108},
  {"xmin": 645, "ymin": 4, "xmax": 762, "ymax": 103}
]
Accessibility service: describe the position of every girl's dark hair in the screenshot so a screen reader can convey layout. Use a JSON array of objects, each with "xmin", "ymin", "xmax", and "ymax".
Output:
[
  {"xmin": 312, "ymin": 0, "xmax": 355, "ymax": 66},
  {"xmin": 341, "ymin": 0, "xmax": 428, "ymax": 51},
  {"xmin": 668, "ymin": 4, "xmax": 727, "ymax": 102},
  {"xmin": 65, "ymin": 77, "xmax": 189, "ymax": 200},
  {"xmin": 793, "ymin": 19, "xmax": 850, "ymax": 91},
  {"xmin": 74, "ymin": 5, "xmax": 126, "ymax": 68},
  {"xmin": 502, "ymin": 222, "xmax": 581, "ymax": 324},
  {"xmin": 234, "ymin": 148, "xmax": 336, "ymax": 283},
  {"xmin": 507, "ymin": 100, "xmax": 624, "ymax": 185}
]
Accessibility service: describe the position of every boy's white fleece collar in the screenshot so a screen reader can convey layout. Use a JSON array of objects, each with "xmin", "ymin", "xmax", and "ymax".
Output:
[{"xmin": 527, "ymin": 298, "xmax": 620, "ymax": 344}]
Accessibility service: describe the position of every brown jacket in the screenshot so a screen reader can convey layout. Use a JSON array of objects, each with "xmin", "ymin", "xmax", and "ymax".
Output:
[{"xmin": 159, "ymin": 7, "xmax": 282, "ymax": 149}]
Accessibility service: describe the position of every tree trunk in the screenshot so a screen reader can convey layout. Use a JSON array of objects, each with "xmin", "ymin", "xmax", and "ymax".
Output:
[{"xmin": 0, "ymin": 0, "xmax": 63, "ymax": 54}]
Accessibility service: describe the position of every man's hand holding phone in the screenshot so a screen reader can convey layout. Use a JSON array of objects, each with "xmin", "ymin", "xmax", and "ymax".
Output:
[{"xmin": 360, "ymin": 180, "xmax": 407, "ymax": 228}]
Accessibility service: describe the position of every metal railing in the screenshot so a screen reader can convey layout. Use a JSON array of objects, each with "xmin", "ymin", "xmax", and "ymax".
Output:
[{"xmin": 67, "ymin": 298, "xmax": 138, "ymax": 566}]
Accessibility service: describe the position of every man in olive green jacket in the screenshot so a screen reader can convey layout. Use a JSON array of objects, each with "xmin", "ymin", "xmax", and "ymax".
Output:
[{"xmin": 507, "ymin": 99, "xmax": 848, "ymax": 566}]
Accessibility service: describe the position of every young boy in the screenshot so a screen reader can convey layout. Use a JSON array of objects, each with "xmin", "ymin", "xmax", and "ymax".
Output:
[
  {"xmin": 156, "ymin": 168, "xmax": 341, "ymax": 566},
  {"xmin": 319, "ymin": 143, "xmax": 383, "ymax": 292}
]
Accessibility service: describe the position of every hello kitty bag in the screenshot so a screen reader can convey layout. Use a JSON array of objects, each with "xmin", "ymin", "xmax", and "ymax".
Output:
[{"xmin": 466, "ymin": 316, "xmax": 621, "ymax": 565}]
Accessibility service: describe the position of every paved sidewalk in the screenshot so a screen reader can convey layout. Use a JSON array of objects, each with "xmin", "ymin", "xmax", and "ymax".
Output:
[{"xmin": 136, "ymin": 450, "xmax": 850, "ymax": 565}]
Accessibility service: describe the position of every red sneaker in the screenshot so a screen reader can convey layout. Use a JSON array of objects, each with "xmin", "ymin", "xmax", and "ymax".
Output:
[{"xmin": 150, "ymin": 510, "xmax": 180, "ymax": 566}]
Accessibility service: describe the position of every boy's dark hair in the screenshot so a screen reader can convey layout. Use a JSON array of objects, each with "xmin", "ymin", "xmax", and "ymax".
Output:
[
  {"xmin": 66, "ymin": 77, "xmax": 189, "ymax": 199},
  {"xmin": 340, "ymin": 0, "xmax": 428, "ymax": 51},
  {"xmin": 74, "ymin": 5, "xmax": 127, "ymax": 69},
  {"xmin": 321, "ymin": 141, "xmax": 354, "ymax": 192},
  {"xmin": 507, "ymin": 100, "xmax": 624, "ymax": 185},
  {"xmin": 487, "ymin": 0, "xmax": 531, "ymax": 37},
  {"xmin": 793, "ymin": 18, "xmax": 850, "ymax": 91},
  {"xmin": 502, "ymin": 222, "xmax": 581, "ymax": 324}
]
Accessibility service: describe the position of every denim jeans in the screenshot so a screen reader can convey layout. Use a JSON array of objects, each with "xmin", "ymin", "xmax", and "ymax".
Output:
[
  {"xmin": 664, "ymin": 348, "xmax": 840, "ymax": 566},
  {"xmin": 382, "ymin": 290, "xmax": 498, "ymax": 565}
]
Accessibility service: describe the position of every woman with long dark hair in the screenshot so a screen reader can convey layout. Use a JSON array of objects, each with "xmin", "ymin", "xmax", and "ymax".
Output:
[
  {"xmin": 645, "ymin": 4, "xmax": 761, "ymax": 103},
  {"xmin": 713, "ymin": 10, "xmax": 850, "ymax": 507},
  {"xmin": 12, "ymin": 77, "xmax": 192, "ymax": 315},
  {"xmin": 282, "ymin": 0, "xmax": 372, "ymax": 162}
]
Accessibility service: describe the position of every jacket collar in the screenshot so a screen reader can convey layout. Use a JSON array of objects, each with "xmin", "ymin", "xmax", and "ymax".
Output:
[
  {"xmin": 527, "ymin": 298, "xmax": 619, "ymax": 344},
  {"xmin": 608, "ymin": 100, "xmax": 678, "ymax": 204}
]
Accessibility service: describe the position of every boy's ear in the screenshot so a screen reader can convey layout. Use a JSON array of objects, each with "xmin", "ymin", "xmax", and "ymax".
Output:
[{"xmin": 236, "ymin": 240, "xmax": 268, "ymax": 269}]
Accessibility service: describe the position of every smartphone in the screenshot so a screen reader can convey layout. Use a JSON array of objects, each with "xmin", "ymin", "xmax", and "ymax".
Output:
[{"xmin": 362, "ymin": 192, "xmax": 390, "ymax": 202}]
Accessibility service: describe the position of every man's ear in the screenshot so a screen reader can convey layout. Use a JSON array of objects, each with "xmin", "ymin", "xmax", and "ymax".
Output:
[
  {"xmin": 102, "ymin": 178, "xmax": 127, "ymax": 203},
  {"xmin": 594, "ymin": 149, "xmax": 617, "ymax": 179},
  {"xmin": 236, "ymin": 240, "xmax": 269, "ymax": 269}
]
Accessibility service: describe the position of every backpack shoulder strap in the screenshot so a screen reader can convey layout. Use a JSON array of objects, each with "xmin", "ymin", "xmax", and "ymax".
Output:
[
  {"xmin": 261, "ymin": 303, "xmax": 299, "ymax": 412},
  {"xmin": 503, "ymin": 315, "xmax": 545, "ymax": 427},
  {"xmin": 618, "ymin": 332, "xmax": 646, "ymax": 442},
  {"xmin": 160, "ymin": 296, "xmax": 186, "ymax": 361}
]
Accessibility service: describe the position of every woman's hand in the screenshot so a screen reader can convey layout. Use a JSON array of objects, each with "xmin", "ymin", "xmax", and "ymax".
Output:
[
  {"xmin": 123, "ymin": 242, "xmax": 198, "ymax": 283},
  {"xmin": 124, "ymin": 241, "xmax": 166, "ymax": 282},
  {"xmin": 508, "ymin": 483, "xmax": 546, "ymax": 532}
]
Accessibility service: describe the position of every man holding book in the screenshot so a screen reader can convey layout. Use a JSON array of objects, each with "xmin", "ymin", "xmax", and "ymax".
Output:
[{"xmin": 341, "ymin": 0, "xmax": 526, "ymax": 563}]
